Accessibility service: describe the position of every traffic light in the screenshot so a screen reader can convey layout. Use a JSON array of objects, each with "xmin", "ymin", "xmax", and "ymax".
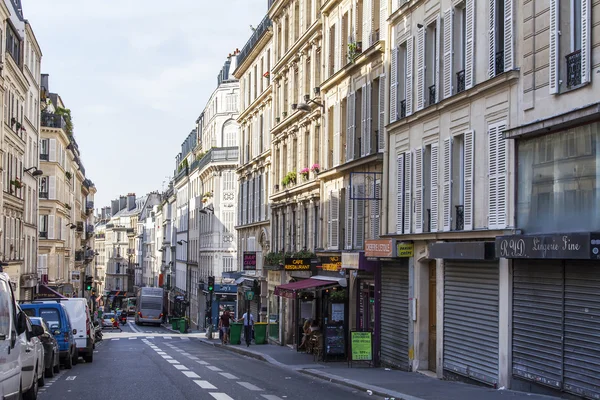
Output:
[
  {"xmin": 85, "ymin": 276, "xmax": 93, "ymax": 291},
  {"xmin": 207, "ymin": 276, "xmax": 215, "ymax": 292}
]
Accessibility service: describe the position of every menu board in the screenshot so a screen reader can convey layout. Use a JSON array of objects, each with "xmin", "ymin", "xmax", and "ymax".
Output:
[
  {"xmin": 324, "ymin": 324, "xmax": 345, "ymax": 356},
  {"xmin": 350, "ymin": 331, "xmax": 373, "ymax": 361}
]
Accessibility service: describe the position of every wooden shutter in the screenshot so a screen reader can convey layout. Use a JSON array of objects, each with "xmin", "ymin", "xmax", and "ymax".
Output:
[
  {"xmin": 503, "ymin": 0, "xmax": 513, "ymax": 71},
  {"xmin": 403, "ymin": 151, "xmax": 412, "ymax": 234},
  {"xmin": 443, "ymin": 8, "xmax": 454, "ymax": 99},
  {"xmin": 337, "ymin": 23, "xmax": 343, "ymax": 70},
  {"xmin": 488, "ymin": 0, "xmax": 496, "ymax": 78},
  {"xmin": 346, "ymin": 93, "xmax": 356, "ymax": 162},
  {"xmin": 390, "ymin": 48, "xmax": 399, "ymax": 123},
  {"xmin": 249, "ymin": 179, "xmax": 254, "ymax": 223},
  {"xmin": 416, "ymin": 26, "xmax": 426, "ymax": 111},
  {"xmin": 378, "ymin": 74, "xmax": 386, "ymax": 152},
  {"xmin": 488, "ymin": 122, "xmax": 507, "ymax": 229},
  {"xmin": 414, "ymin": 148, "xmax": 424, "ymax": 233},
  {"xmin": 329, "ymin": 26, "xmax": 335, "ymax": 75},
  {"xmin": 396, "ymin": 153, "xmax": 405, "ymax": 234},
  {"xmin": 442, "ymin": 137, "xmax": 452, "ymax": 232},
  {"xmin": 49, "ymin": 138, "xmax": 57, "ymax": 162},
  {"xmin": 366, "ymin": 82, "xmax": 372, "ymax": 155},
  {"xmin": 463, "ymin": 130, "xmax": 474, "ymax": 230},
  {"xmin": 363, "ymin": 0, "xmax": 371, "ymax": 48},
  {"xmin": 405, "ymin": 37, "xmax": 414, "ymax": 116},
  {"xmin": 548, "ymin": 0, "xmax": 559, "ymax": 94},
  {"xmin": 355, "ymin": 1, "xmax": 363, "ymax": 46},
  {"xmin": 361, "ymin": 85, "xmax": 368, "ymax": 157},
  {"xmin": 465, "ymin": 0, "xmax": 475, "ymax": 89},
  {"xmin": 435, "ymin": 15, "xmax": 441, "ymax": 103},
  {"xmin": 496, "ymin": 123, "xmax": 507, "ymax": 228},
  {"xmin": 333, "ymin": 103, "xmax": 340, "ymax": 166},
  {"xmin": 262, "ymin": 173, "xmax": 267, "ymax": 220},
  {"xmin": 255, "ymin": 176, "xmax": 260, "ymax": 222},
  {"xmin": 430, "ymin": 143, "xmax": 439, "ymax": 232},
  {"xmin": 371, "ymin": 181, "xmax": 381, "ymax": 239},
  {"xmin": 581, "ymin": 0, "xmax": 590, "ymax": 84},
  {"xmin": 345, "ymin": 187, "xmax": 354, "ymax": 249},
  {"xmin": 355, "ymin": 185, "xmax": 365, "ymax": 248},
  {"xmin": 48, "ymin": 215, "xmax": 55, "ymax": 240},
  {"xmin": 330, "ymin": 190, "xmax": 340, "ymax": 249},
  {"xmin": 49, "ymin": 176, "xmax": 56, "ymax": 200},
  {"xmin": 380, "ymin": 0, "xmax": 388, "ymax": 34}
]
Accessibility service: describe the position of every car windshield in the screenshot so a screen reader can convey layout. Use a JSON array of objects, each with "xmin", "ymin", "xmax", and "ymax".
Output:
[
  {"xmin": 104, "ymin": 313, "xmax": 115, "ymax": 319},
  {"xmin": 40, "ymin": 308, "xmax": 61, "ymax": 329}
]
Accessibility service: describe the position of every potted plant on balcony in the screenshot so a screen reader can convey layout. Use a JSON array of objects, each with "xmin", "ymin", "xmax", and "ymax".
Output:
[
  {"xmin": 204, "ymin": 191, "xmax": 213, "ymax": 198},
  {"xmin": 348, "ymin": 41, "xmax": 362, "ymax": 63},
  {"xmin": 264, "ymin": 252, "xmax": 284, "ymax": 270},
  {"xmin": 263, "ymin": 71, "xmax": 270, "ymax": 79},
  {"xmin": 64, "ymin": 203, "xmax": 72, "ymax": 210},
  {"xmin": 299, "ymin": 167, "xmax": 310, "ymax": 180},
  {"xmin": 283, "ymin": 171, "xmax": 297, "ymax": 186},
  {"xmin": 10, "ymin": 117, "xmax": 16, "ymax": 127},
  {"xmin": 310, "ymin": 163, "xmax": 320, "ymax": 174},
  {"xmin": 282, "ymin": 111, "xmax": 288, "ymax": 118},
  {"xmin": 10, "ymin": 178, "xmax": 23, "ymax": 189},
  {"xmin": 275, "ymin": 117, "xmax": 281, "ymax": 123},
  {"xmin": 65, "ymin": 171, "xmax": 72, "ymax": 180}
]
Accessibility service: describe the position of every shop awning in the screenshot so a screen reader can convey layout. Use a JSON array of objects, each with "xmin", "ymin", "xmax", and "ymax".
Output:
[
  {"xmin": 36, "ymin": 285, "xmax": 66, "ymax": 299},
  {"xmin": 274, "ymin": 278, "xmax": 339, "ymax": 299}
]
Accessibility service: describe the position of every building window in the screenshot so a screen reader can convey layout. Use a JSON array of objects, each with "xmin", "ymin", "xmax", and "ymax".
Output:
[{"xmin": 6, "ymin": 26, "xmax": 20, "ymax": 65}]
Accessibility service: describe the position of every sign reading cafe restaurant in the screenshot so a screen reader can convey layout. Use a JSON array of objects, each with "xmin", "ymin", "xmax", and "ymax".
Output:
[{"xmin": 284, "ymin": 258, "xmax": 312, "ymax": 271}]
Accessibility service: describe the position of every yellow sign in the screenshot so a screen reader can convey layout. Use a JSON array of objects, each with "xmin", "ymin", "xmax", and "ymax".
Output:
[
  {"xmin": 321, "ymin": 256, "xmax": 342, "ymax": 272},
  {"xmin": 351, "ymin": 331, "xmax": 372, "ymax": 361},
  {"xmin": 397, "ymin": 243, "xmax": 414, "ymax": 257},
  {"xmin": 284, "ymin": 258, "xmax": 312, "ymax": 271}
]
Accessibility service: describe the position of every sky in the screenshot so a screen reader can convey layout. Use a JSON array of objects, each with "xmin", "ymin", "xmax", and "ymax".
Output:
[{"xmin": 24, "ymin": 0, "xmax": 268, "ymax": 209}]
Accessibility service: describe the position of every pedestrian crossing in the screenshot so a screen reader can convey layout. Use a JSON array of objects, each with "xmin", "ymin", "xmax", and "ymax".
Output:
[{"xmin": 111, "ymin": 336, "xmax": 195, "ymax": 341}]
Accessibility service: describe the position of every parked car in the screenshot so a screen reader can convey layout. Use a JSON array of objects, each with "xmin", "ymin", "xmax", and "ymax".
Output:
[
  {"xmin": 20, "ymin": 302, "xmax": 76, "ymax": 369},
  {"xmin": 0, "ymin": 271, "xmax": 42, "ymax": 400},
  {"xmin": 29, "ymin": 317, "xmax": 60, "ymax": 378},
  {"xmin": 20, "ymin": 313, "xmax": 46, "ymax": 392}
]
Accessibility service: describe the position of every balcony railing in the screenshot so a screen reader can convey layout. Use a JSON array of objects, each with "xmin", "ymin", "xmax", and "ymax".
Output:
[
  {"xmin": 455, "ymin": 205, "xmax": 464, "ymax": 231},
  {"xmin": 425, "ymin": 208, "xmax": 431, "ymax": 233},
  {"xmin": 236, "ymin": 15, "xmax": 272, "ymax": 70},
  {"xmin": 39, "ymin": 192, "xmax": 48, "ymax": 199},
  {"xmin": 195, "ymin": 147, "xmax": 239, "ymax": 172},
  {"xmin": 75, "ymin": 250, "xmax": 85, "ymax": 262},
  {"xmin": 39, "ymin": 231, "xmax": 47, "ymax": 239},
  {"xmin": 566, "ymin": 50, "xmax": 582, "ymax": 88},
  {"xmin": 456, "ymin": 70, "xmax": 466, "ymax": 94},
  {"xmin": 400, "ymin": 100, "xmax": 407, "ymax": 119},
  {"xmin": 41, "ymin": 112, "xmax": 67, "ymax": 130},
  {"xmin": 40, "ymin": 153, "xmax": 49, "ymax": 161},
  {"xmin": 495, "ymin": 50, "xmax": 505, "ymax": 75},
  {"xmin": 428, "ymin": 84, "xmax": 436, "ymax": 106},
  {"xmin": 370, "ymin": 29, "xmax": 380, "ymax": 46},
  {"xmin": 76, "ymin": 222, "xmax": 84, "ymax": 232}
]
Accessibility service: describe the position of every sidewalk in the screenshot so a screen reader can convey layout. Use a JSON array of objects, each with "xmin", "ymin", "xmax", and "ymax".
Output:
[{"xmin": 199, "ymin": 337, "xmax": 559, "ymax": 400}]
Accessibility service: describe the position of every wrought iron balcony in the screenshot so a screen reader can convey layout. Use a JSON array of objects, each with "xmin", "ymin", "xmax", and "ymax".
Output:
[
  {"xmin": 39, "ymin": 231, "xmax": 47, "ymax": 239},
  {"xmin": 75, "ymin": 250, "xmax": 85, "ymax": 262},
  {"xmin": 400, "ymin": 100, "xmax": 407, "ymax": 119},
  {"xmin": 370, "ymin": 30, "xmax": 380, "ymax": 46},
  {"xmin": 456, "ymin": 70, "xmax": 466, "ymax": 94},
  {"xmin": 76, "ymin": 222, "xmax": 84, "ymax": 232},
  {"xmin": 495, "ymin": 50, "xmax": 505, "ymax": 75},
  {"xmin": 41, "ymin": 112, "xmax": 67, "ymax": 130},
  {"xmin": 455, "ymin": 205, "xmax": 464, "ymax": 231},
  {"xmin": 40, "ymin": 153, "xmax": 49, "ymax": 161},
  {"xmin": 428, "ymin": 84, "xmax": 436, "ymax": 106},
  {"xmin": 236, "ymin": 15, "xmax": 272, "ymax": 70},
  {"xmin": 425, "ymin": 208, "xmax": 431, "ymax": 233},
  {"xmin": 566, "ymin": 50, "xmax": 582, "ymax": 88},
  {"xmin": 39, "ymin": 192, "xmax": 48, "ymax": 199}
]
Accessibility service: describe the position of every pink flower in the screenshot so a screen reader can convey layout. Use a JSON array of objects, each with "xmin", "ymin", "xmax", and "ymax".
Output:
[
  {"xmin": 300, "ymin": 168, "xmax": 310, "ymax": 174},
  {"xmin": 310, "ymin": 163, "xmax": 320, "ymax": 172}
]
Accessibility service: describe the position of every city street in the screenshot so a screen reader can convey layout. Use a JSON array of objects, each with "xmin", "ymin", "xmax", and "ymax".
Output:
[{"xmin": 37, "ymin": 324, "xmax": 380, "ymax": 400}]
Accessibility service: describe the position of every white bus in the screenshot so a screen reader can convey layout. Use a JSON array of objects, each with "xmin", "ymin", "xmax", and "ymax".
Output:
[{"xmin": 135, "ymin": 287, "xmax": 164, "ymax": 326}]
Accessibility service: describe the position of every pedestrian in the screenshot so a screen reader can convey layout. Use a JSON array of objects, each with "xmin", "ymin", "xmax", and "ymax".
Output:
[
  {"xmin": 239, "ymin": 310, "xmax": 254, "ymax": 347},
  {"xmin": 219, "ymin": 308, "xmax": 233, "ymax": 345},
  {"xmin": 111, "ymin": 316, "xmax": 122, "ymax": 332}
]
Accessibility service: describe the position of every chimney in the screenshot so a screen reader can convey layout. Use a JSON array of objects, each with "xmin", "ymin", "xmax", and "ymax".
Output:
[
  {"xmin": 229, "ymin": 53, "xmax": 238, "ymax": 75},
  {"xmin": 119, "ymin": 196, "xmax": 127, "ymax": 211},
  {"xmin": 111, "ymin": 200, "xmax": 119, "ymax": 216},
  {"xmin": 41, "ymin": 74, "xmax": 49, "ymax": 95},
  {"xmin": 127, "ymin": 193, "xmax": 136, "ymax": 211}
]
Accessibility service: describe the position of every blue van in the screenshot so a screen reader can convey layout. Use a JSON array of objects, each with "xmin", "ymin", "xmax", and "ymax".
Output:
[{"xmin": 20, "ymin": 303, "xmax": 77, "ymax": 369}]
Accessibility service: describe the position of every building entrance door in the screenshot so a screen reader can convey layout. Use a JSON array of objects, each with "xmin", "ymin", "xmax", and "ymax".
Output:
[{"xmin": 428, "ymin": 261, "xmax": 437, "ymax": 372}]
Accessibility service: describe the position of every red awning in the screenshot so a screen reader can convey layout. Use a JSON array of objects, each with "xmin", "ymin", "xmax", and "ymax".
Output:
[
  {"xmin": 274, "ymin": 278, "xmax": 336, "ymax": 299},
  {"xmin": 36, "ymin": 285, "xmax": 66, "ymax": 299}
]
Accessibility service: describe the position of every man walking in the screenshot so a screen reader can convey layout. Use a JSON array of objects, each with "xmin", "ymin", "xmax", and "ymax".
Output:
[{"xmin": 240, "ymin": 310, "xmax": 254, "ymax": 347}]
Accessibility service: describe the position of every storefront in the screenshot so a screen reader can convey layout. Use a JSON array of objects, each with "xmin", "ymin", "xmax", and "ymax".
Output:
[
  {"xmin": 429, "ymin": 241, "xmax": 499, "ymax": 386},
  {"xmin": 497, "ymin": 233, "xmax": 600, "ymax": 399}
]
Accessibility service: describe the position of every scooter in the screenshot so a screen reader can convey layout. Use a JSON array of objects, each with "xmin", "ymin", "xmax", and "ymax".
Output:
[
  {"xmin": 94, "ymin": 322, "xmax": 103, "ymax": 342},
  {"xmin": 119, "ymin": 313, "xmax": 127, "ymax": 325}
]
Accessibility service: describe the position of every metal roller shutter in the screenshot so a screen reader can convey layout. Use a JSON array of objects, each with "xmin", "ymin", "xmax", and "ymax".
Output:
[
  {"xmin": 380, "ymin": 263, "xmax": 409, "ymax": 370},
  {"xmin": 444, "ymin": 261, "xmax": 499, "ymax": 386},
  {"xmin": 512, "ymin": 260, "xmax": 564, "ymax": 389}
]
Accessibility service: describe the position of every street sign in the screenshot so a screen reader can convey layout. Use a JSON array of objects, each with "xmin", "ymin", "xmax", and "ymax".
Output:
[{"xmin": 245, "ymin": 291, "xmax": 254, "ymax": 301}]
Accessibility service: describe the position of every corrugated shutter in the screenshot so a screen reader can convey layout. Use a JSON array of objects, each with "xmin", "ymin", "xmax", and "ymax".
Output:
[
  {"xmin": 381, "ymin": 263, "xmax": 409, "ymax": 370},
  {"xmin": 444, "ymin": 261, "xmax": 499, "ymax": 385}
]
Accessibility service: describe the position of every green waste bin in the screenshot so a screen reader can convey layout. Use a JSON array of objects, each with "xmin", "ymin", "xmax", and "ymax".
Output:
[
  {"xmin": 171, "ymin": 318, "xmax": 180, "ymax": 330},
  {"xmin": 254, "ymin": 322, "xmax": 267, "ymax": 344},
  {"xmin": 179, "ymin": 319, "xmax": 187, "ymax": 334},
  {"xmin": 230, "ymin": 323, "xmax": 242, "ymax": 345}
]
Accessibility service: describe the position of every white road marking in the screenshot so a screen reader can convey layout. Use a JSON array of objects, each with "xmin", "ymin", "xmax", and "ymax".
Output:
[
  {"xmin": 206, "ymin": 366, "xmax": 222, "ymax": 372},
  {"xmin": 162, "ymin": 355, "xmax": 173, "ymax": 359},
  {"xmin": 209, "ymin": 393, "xmax": 234, "ymax": 400},
  {"xmin": 66, "ymin": 376, "xmax": 77, "ymax": 381},
  {"xmin": 219, "ymin": 372, "xmax": 238, "ymax": 380},
  {"xmin": 111, "ymin": 338, "xmax": 119, "ymax": 341},
  {"xmin": 237, "ymin": 382, "xmax": 262, "ymax": 391},
  {"xmin": 182, "ymin": 371, "xmax": 200, "ymax": 378},
  {"xmin": 167, "ymin": 360, "xmax": 179, "ymax": 364},
  {"xmin": 196, "ymin": 360, "xmax": 209, "ymax": 365},
  {"xmin": 156, "ymin": 352, "xmax": 166, "ymax": 355},
  {"xmin": 164, "ymin": 336, "xmax": 172, "ymax": 339},
  {"xmin": 173, "ymin": 364, "xmax": 188, "ymax": 370},
  {"xmin": 181, "ymin": 352, "xmax": 191, "ymax": 356},
  {"xmin": 180, "ymin": 337, "xmax": 189, "ymax": 340},
  {"xmin": 129, "ymin": 337, "xmax": 137, "ymax": 340},
  {"xmin": 194, "ymin": 380, "xmax": 217, "ymax": 389},
  {"xmin": 176, "ymin": 349, "xmax": 184, "ymax": 352},
  {"xmin": 146, "ymin": 336, "xmax": 154, "ymax": 339},
  {"xmin": 262, "ymin": 396, "xmax": 284, "ymax": 400},
  {"xmin": 186, "ymin": 356, "xmax": 199, "ymax": 360}
]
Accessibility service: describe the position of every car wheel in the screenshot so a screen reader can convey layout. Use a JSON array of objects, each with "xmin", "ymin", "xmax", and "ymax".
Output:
[
  {"xmin": 65, "ymin": 352, "xmax": 73, "ymax": 369},
  {"xmin": 84, "ymin": 350, "xmax": 93, "ymax": 363},
  {"xmin": 72, "ymin": 349, "xmax": 78, "ymax": 365},
  {"xmin": 23, "ymin": 367, "xmax": 38, "ymax": 400},
  {"xmin": 38, "ymin": 362, "xmax": 46, "ymax": 387},
  {"xmin": 45, "ymin": 353, "xmax": 55, "ymax": 378}
]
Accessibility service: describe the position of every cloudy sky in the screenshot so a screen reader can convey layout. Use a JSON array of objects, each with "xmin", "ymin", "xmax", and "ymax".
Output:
[{"xmin": 25, "ymin": 0, "xmax": 267, "ymax": 208}]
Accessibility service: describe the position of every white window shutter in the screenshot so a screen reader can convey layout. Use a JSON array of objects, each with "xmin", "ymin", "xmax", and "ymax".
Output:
[
  {"xmin": 333, "ymin": 103, "xmax": 340, "ymax": 166},
  {"xmin": 396, "ymin": 153, "xmax": 405, "ymax": 234},
  {"xmin": 337, "ymin": 23, "xmax": 343, "ymax": 69},
  {"xmin": 328, "ymin": 190, "xmax": 333, "ymax": 246},
  {"xmin": 488, "ymin": 124, "xmax": 498, "ymax": 229},
  {"xmin": 49, "ymin": 176, "xmax": 56, "ymax": 200},
  {"xmin": 345, "ymin": 187, "xmax": 354, "ymax": 249},
  {"xmin": 346, "ymin": 93, "xmax": 356, "ymax": 162},
  {"xmin": 403, "ymin": 151, "xmax": 412, "ymax": 234},
  {"xmin": 355, "ymin": 185, "xmax": 365, "ymax": 248},
  {"xmin": 414, "ymin": 148, "xmax": 424, "ymax": 234},
  {"xmin": 390, "ymin": 48, "xmax": 399, "ymax": 123},
  {"xmin": 443, "ymin": 8, "xmax": 454, "ymax": 99},
  {"xmin": 249, "ymin": 179, "xmax": 254, "ymax": 223},
  {"xmin": 435, "ymin": 15, "xmax": 441, "ymax": 103},
  {"xmin": 430, "ymin": 143, "xmax": 439, "ymax": 232},
  {"xmin": 331, "ymin": 190, "xmax": 340, "ymax": 249},
  {"xmin": 48, "ymin": 215, "xmax": 55, "ymax": 240},
  {"xmin": 255, "ymin": 176, "xmax": 260, "ymax": 222},
  {"xmin": 406, "ymin": 37, "xmax": 414, "ymax": 116},
  {"xmin": 380, "ymin": 0, "xmax": 388, "ymax": 32},
  {"xmin": 361, "ymin": 85, "xmax": 368, "ymax": 157},
  {"xmin": 416, "ymin": 26, "xmax": 426, "ymax": 111},
  {"xmin": 366, "ymin": 82, "xmax": 372, "ymax": 155},
  {"xmin": 465, "ymin": 0, "xmax": 475, "ymax": 89},
  {"xmin": 496, "ymin": 123, "xmax": 507, "ymax": 228},
  {"xmin": 463, "ymin": 130, "xmax": 474, "ymax": 231},
  {"xmin": 49, "ymin": 138, "xmax": 57, "ymax": 162},
  {"xmin": 442, "ymin": 137, "xmax": 452, "ymax": 232},
  {"xmin": 488, "ymin": 0, "xmax": 496, "ymax": 78},
  {"xmin": 581, "ymin": 0, "xmax": 590, "ymax": 84},
  {"xmin": 548, "ymin": 0, "xmax": 559, "ymax": 94},
  {"xmin": 363, "ymin": 0, "xmax": 371, "ymax": 48},
  {"xmin": 378, "ymin": 74, "xmax": 386, "ymax": 152},
  {"xmin": 371, "ymin": 181, "xmax": 381, "ymax": 239},
  {"xmin": 503, "ymin": 0, "xmax": 513, "ymax": 71}
]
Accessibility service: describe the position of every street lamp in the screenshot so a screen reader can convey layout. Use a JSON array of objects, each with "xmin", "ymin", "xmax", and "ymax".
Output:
[
  {"xmin": 24, "ymin": 166, "xmax": 44, "ymax": 177},
  {"xmin": 296, "ymin": 94, "xmax": 325, "ymax": 113}
]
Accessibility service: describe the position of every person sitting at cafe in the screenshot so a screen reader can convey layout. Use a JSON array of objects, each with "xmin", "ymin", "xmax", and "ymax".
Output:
[
  {"xmin": 310, "ymin": 319, "xmax": 320, "ymax": 333},
  {"xmin": 299, "ymin": 319, "xmax": 312, "ymax": 350}
]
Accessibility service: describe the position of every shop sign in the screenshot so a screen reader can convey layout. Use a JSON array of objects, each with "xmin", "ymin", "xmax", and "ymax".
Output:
[
  {"xmin": 496, "ymin": 233, "xmax": 600, "ymax": 260},
  {"xmin": 350, "ymin": 331, "xmax": 373, "ymax": 361},
  {"xmin": 284, "ymin": 258, "xmax": 312, "ymax": 271},
  {"xmin": 341, "ymin": 252, "xmax": 360, "ymax": 269},
  {"xmin": 365, "ymin": 239, "xmax": 395, "ymax": 258},
  {"xmin": 397, "ymin": 242, "xmax": 414, "ymax": 257},
  {"xmin": 321, "ymin": 256, "xmax": 342, "ymax": 272},
  {"xmin": 214, "ymin": 284, "xmax": 236, "ymax": 293},
  {"xmin": 243, "ymin": 251, "xmax": 257, "ymax": 270}
]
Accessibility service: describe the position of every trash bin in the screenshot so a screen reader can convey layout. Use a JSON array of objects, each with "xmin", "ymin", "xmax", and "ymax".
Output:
[
  {"xmin": 230, "ymin": 323, "xmax": 243, "ymax": 345},
  {"xmin": 179, "ymin": 318, "xmax": 187, "ymax": 334},
  {"xmin": 171, "ymin": 318, "xmax": 180, "ymax": 330},
  {"xmin": 254, "ymin": 322, "xmax": 267, "ymax": 344}
]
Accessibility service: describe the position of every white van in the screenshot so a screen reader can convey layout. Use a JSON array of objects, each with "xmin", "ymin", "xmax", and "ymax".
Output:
[{"xmin": 41, "ymin": 298, "xmax": 94, "ymax": 363}]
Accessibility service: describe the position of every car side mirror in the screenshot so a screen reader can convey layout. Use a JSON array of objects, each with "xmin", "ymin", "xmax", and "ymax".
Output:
[
  {"xmin": 16, "ymin": 312, "xmax": 27, "ymax": 335},
  {"xmin": 31, "ymin": 325, "xmax": 44, "ymax": 337}
]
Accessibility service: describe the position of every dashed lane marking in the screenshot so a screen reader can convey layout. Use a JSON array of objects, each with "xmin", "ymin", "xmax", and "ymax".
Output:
[
  {"xmin": 111, "ymin": 338, "xmax": 119, "ymax": 341},
  {"xmin": 65, "ymin": 376, "xmax": 77, "ymax": 381},
  {"xmin": 161, "ymin": 355, "xmax": 173, "ymax": 359},
  {"xmin": 209, "ymin": 393, "xmax": 234, "ymax": 400},
  {"xmin": 156, "ymin": 352, "xmax": 167, "ymax": 355},
  {"xmin": 206, "ymin": 366, "xmax": 222, "ymax": 372},
  {"xmin": 146, "ymin": 336, "xmax": 154, "ymax": 339},
  {"xmin": 196, "ymin": 361, "xmax": 209, "ymax": 365},
  {"xmin": 181, "ymin": 352, "xmax": 191, "ymax": 356},
  {"xmin": 237, "ymin": 382, "xmax": 262, "ymax": 391},
  {"xmin": 167, "ymin": 360, "xmax": 179, "ymax": 364},
  {"xmin": 261, "ymin": 395, "xmax": 283, "ymax": 400},
  {"xmin": 182, "ymin": 371, "xmax": 200, "ymax": 378},
  {"xmin": 129, "ymin": 337, "xmax": 137, "ymax": 340},
  {"xmin": 186, "ymin": 356, "xmax": 199, "ymax": 360},
  {"xmin": 164, "ymin": 336, "xmax": 172, "ymax": 339},
  {"xmin": 193, "ymin": 380, "xmax": 217, "ymax": 389},
  {"xmin": 219, "ymin": 372, "xmax": 238, "ymax": 380},
  {"xmin": 180, "ymin": 337, "xmax": 189, "ymax": 340},
  {"xmin": 173, "ymin": 364, "xmax": 189, "ymax": 370}
]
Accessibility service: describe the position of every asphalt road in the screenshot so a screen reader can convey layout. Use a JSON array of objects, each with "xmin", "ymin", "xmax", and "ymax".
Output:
[{"xmin": 38, "ymin": 323, "xmax": 381, "ymax": 400}]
